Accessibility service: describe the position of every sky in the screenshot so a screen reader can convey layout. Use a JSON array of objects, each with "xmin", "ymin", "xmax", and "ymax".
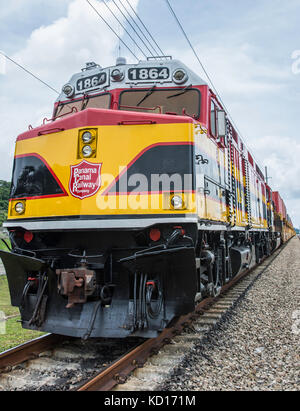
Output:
[{"xmin": 0, "ymin": 0, "xmax": 299, "ymax": 226}]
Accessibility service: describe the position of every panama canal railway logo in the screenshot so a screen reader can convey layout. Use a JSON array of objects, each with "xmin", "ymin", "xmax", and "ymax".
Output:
[{"xmin": 69, "ymin": 160, "xmax": 102, "ymax": 199}]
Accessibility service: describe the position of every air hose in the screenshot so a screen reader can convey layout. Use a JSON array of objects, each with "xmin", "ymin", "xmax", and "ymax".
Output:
[{"xmin": 145, "ymin": 280, "xmax": 163, "ymax": 319}]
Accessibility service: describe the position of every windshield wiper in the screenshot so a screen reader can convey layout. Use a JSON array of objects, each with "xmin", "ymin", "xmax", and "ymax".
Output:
[
  {"xmin": 81, "ymin": 94, "xmax": 90, "ymax": 111},
  {"xmin": 136, "ymin": 86, "xmax": 157, "ymax": 106},
  {"xmin": 167, "ymin": 84, "xmax": 193, "ymax": 99}
]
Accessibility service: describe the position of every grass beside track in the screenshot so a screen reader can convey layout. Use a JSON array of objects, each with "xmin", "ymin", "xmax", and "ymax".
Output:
[
  {"xmin": 0, "ymin": 239, "xmax": 10, "ymax": 251},
  {"xmin": 0, "ymin": 276, "xmax": 18, "ymax": 317},
  {"xmin": 0, "ymin": 276, "xmax": 45, "ymax": 353}
]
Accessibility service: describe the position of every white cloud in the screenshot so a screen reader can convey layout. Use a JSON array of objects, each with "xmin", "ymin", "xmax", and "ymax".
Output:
[
  {"xmin": 251, "ymin": 135, "xmax": 300, "ymax": 197},
  {"xmin": 13, "ymin": 0, "xmax": 139, "ymax": 84},
  {"xmin": 168, "ymin": 42, "xmax": 290, "ymax": 97},
  {"xmin": 0, "ymin": 0, "xmax": 139, "ymax": 179},
  {"xmin": 248, "ymin": 135, "xmax": 300, "ymax": 225}
]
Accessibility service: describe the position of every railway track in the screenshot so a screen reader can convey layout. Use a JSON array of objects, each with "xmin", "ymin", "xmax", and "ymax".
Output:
[
  {"xmin": 78, "ymin": 244, "xmax": 287, "ymax": 391},
  {"xmin": 0, "ymin": 243, "xmax": 286, "ymax": 391},
  {"xmin": 0, "ymin": 334, "xmax": 64, "ymax": 372},
  {"xmin": 0, "ymin": 334, "xmax": 145, "ymax": 391}
]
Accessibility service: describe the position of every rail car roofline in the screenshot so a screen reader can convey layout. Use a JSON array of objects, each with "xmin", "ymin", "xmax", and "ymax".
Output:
[
  {"xmin": 17, "ymin": 108, "xmax": 198, "ymax": 142},
  {"xmin": 57, "ymin": 58, "xmax": 207, "ymax": 102}
]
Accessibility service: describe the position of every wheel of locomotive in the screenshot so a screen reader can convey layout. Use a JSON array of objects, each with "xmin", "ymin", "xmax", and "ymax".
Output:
[
  {"xmin": 211, "ymin": 259, "xmax": 222, "ymax": 297},
  {"xmin": 199, "ymin": 243, "xmax": 222, "ymax": 298}
]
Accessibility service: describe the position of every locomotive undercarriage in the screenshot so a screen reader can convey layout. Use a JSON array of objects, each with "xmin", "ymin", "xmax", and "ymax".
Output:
[
  {"xmin": 1, "ymin": 224, "xmax": 197, "ymax": 338},
  {"xmin": 0, "ymin": 223, "xmax": 280, "ymax": 339}
]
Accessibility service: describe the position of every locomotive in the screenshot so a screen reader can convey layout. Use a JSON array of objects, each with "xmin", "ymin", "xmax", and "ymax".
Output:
[{"xmin": 0, "ymin": 57, "xmax": 295, "ymax": 338}]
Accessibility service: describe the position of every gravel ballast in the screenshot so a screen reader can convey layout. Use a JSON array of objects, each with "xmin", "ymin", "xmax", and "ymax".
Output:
[{"xmin": 162, "ymin": 237, "xmax": 300, "ymax": 391}]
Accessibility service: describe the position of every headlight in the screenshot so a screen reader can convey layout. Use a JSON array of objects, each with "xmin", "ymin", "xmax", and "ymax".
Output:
[
  {"xmin": 173, "ymin": 69, "xmax": 188, "ymax": 84},
  {"xmin": 111, "ymin": 68, "xmax": 124, "ymax": 82},
  {"xmin": 15, "ymin": 202, "xmax": 25, "ymax": 214},
  {"xmin": 82, "ymin": 145, "xmax": 93, "ymax": 157},
  {"xmin": 78, "ymin": 129, "xmax": 97, "ymax": 159},
  {"xmin": 82, "ymin": 131, "xmax": 93, "ymax": 143},
  {"xmin": 62, "ymin": 83, "xmax": 75, "ymax": 98},
  {"xmin": 171, "ymin": 195, "xmax": 184, "ymax": 209}
]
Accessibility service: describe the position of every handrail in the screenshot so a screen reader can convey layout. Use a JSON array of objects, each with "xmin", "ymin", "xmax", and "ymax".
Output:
[
  {"xmin": 38, "ymin": 128, "xmax": 65, "ymax": 136},
  {"xmin": 118, "ymin": 120, "xmax": 156, "ymax": 125},
  {"xmin": 48, "ymin": 107, "xmax": 78, "ymax": 123}
]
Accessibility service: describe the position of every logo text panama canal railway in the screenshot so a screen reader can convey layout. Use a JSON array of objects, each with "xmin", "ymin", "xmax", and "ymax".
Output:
[{"xmin": 69, "ymin": 160, "xmax": 102, "ymax": 199}]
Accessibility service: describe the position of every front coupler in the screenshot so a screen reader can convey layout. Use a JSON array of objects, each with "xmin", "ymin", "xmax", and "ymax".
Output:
[{"xmin": 0, "ymin": 244, "xmax": 197, "ymax": 338}]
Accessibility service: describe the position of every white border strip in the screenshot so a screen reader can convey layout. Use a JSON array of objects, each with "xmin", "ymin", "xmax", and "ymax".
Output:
[{"xmin": 3, "ymin": 217, "xmax": 199, "ymax": 231}]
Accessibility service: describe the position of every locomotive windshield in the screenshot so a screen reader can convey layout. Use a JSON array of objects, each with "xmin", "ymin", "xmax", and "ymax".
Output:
[
  {"xmin": 54, "ymin": 93, "xmax": 111, "ymax": 118},
  {"xmin": 119, "ymin": 88, "xmax": 201, "ymax": 118}
]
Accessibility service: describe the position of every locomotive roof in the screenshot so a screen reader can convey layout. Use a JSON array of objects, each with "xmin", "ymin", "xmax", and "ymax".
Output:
[{"xmin": 57, "ymin": 57, "xmax": 208, "ymax": 102}]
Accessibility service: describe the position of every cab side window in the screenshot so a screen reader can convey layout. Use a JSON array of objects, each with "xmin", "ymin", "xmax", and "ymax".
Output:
[{"xmin": 210, "ymin": 101, "xmax": 217, "ymax": 137}]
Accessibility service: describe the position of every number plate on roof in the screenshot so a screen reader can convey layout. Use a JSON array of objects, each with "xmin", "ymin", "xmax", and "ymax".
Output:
[
  {"xmin": 76, "ymin": 72, "xmax": 108, "ymax": 92},
  {"xmin": 128, "ymin": 67, "xmax": 170, "ymax": 81}
]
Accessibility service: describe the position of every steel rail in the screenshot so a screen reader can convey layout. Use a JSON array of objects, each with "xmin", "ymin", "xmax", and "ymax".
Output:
[
  {"xmin": 78, "ymin": 243, "xmax": 286, "ymax": 391},
  {"xmin": 0, "ymin": 334, "xmax": 65, "ymax": 371}
]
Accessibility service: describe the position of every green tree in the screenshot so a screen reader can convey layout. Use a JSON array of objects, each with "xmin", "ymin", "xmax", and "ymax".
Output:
[{"xmin": 0, "ymin": 180, "xmax": 11, "ymax": 226}]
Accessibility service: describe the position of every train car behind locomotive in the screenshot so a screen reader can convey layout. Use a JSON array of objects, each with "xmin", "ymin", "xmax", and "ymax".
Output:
[{"xmin": 0, "ymin": 57, "xmax": 295, "ymax": 338}]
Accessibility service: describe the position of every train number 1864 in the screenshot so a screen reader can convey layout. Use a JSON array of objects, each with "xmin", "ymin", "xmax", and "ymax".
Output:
[
  {"xmin": 128, "ymin": 67, "xmax": 170, "ymax": 81},
  {"xmin": 76, "ymin": 73, "xmax": 107, "ymax": 91}
]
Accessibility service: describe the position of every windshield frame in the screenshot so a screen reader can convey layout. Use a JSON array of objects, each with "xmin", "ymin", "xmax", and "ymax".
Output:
[
  {"xmin": 118, "ymin": 87, "xmax": 201, "ymax": 119},
  {"xmin": 54, "ymin": 92, "xmax": 112, "ymax": 119}
]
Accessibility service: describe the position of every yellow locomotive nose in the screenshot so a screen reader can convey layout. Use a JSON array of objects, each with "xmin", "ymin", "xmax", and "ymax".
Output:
[{"xmin": 7, "ymin": 108, "xmax": 197, "ymax": 226}]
